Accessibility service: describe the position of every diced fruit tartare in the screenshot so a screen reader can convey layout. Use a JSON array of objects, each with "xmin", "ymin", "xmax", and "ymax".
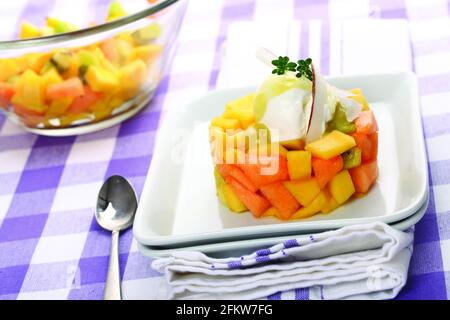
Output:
[
  {"xmin": 0, "ymin": 1, "xmax": 163, "ymax": 128},
  {"xmin": 209, "ymin": 53, "xmax": 378, "ymax": 220}
]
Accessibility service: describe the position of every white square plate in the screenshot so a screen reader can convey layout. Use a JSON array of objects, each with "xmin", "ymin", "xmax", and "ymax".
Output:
[{"xmin": 133, "ymin": 72, "xmax": 428, "ymax": 246}]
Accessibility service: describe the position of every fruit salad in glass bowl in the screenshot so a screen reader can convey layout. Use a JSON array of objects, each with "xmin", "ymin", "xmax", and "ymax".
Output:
[
  {"xmin": 209, "ymin": 50, "xmax": 379, "ymax": 220},
  {"xmin": 0, "ymin": 0, "xmax": 187, "ymax": 135}
]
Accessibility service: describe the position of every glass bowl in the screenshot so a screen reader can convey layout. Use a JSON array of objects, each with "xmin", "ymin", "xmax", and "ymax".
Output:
[{"xmin": 0, "ymin": 0, "xmax": 187, "ymax": 136}]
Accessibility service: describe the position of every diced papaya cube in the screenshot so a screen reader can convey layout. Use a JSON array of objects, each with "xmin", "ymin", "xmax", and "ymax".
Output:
[
  {"xmin": 311, "ymin": 155, "xmax": 343, "ymax": 189},
  {"xmin": 222, "ymin": 183, "xmax": 247, "ymax": 213},
  {"xmin": 305, "ymin": 130, "xmax": 356, "ymax": 160},
  {"xmin": 100, "ymin": 39, "xmax": 119, "ymax": 64},
  {"xmin": 216, "ymin": 164, "xmax": 258, "ymax": 193},
  {"xmin": 0, "ymin": 82, "xmax": 15, "ymax": 107},
  {"xmin": 211, "ymin": 116, "xmax": 241, "ymax": 130},
  {"xmin": 260, "ymin": 182, "xmax": 300, "ymax": 219},
  {"xmin": 262, "ymin": 207, "xmax": 279, "ymax": 218},
  {"xmin": 281, "ymin": 139, "xmax": 305, "ymax": 150},
  {"xmin": 329, "ymin": 170, "xmax": 355, "ymax": 204},
  {"xmin": 283, "ymin": 178, "xmax": 321, "ymax": 207},
  {"xmin": 68, "ymin": 86, "xmax": 102, "ymax": 114},
  {"xmin": 85, "ymin": 65, "xmax": 119, "ymax": 92},
  {"xmin": 291, "ymin": 192, "xmax": 327, "ymax": 219},
  {"xmin": 369, "ymin": 132, "xmax": 378, "ymax": 161},
  {"xmin": 350, "ymin": 88, "xmax": 369, "ymax": 111},
  {"xmin": 321, "ymin": 189, "xmax": 339, "ymax": 214},
  {"xmin": 349, "ymin": 160, "xmax": 378, "ymax": 193},
  {"xmin": 351, "ymin": 132, "xmax": 372, "ymax": 162},
  {"xmin": 355, "ymin": 110, "xmax": 378, "ymax": 134},
  {"xmin": 226, "ymin": 176, "xmax": 270, "ymax": 217},
  {"xmin": 46, "ymin": 77, "xmax": 84, "ymax": 100},
  {"xmin": 287, "ymin": 150, "xmax": 311, "ymax": 180},
  {"xmin": 238, "ymin": 155, "xmax": 289, "ymax": 188}
]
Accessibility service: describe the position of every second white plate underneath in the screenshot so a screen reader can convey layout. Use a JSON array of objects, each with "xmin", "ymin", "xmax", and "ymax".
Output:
[{"xmin": 138, "ymin": 194, "xmax": 428, "ymax": 258}]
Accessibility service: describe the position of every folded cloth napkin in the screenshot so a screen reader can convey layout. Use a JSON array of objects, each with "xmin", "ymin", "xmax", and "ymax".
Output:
[{"xmin": 152, "ymin": 222, "xmax": 413, "ymax": 300}]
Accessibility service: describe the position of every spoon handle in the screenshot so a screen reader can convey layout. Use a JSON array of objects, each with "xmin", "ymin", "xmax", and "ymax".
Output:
[{"xmin": 104, "ymin": 230, "xmax": 121, "ymax": 300}]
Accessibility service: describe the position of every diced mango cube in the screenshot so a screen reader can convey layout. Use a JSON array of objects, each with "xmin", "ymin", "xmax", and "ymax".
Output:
[
  {"xmin": 350, "ymin": 88, "xmax": 369, "ymax": 111},
  {"xmin": 321, "ymin": 189, "xmax": 339, "ymax": 214},
  {"xmin": 223, "ymin": 108, "xmax": 255, "ymax": 129},
  {"xmin": 0, "ymin": 59, "xmax": 20, "ymax": 82},
  {"xmin": 329, "ymin": 170, "xmax": 355, "ymax": 204},
  {"xmin": 85, "ymin": 65, "xmax": 119, "ymax": 92},
  {"xmin": 262, "ymin": 207, "xmax": 279, "ymax": 218},
  {"xmin": 226, "ymin": 94, "xmax": 255, "ymax": 111},
  {"xmin": 211, "ymin": 116, "xmax": 241, "ymax": 130},
  {"xmin": 119, "ymin": 59, "xmax": 147, "ymax": 91},
  {"xmin": 291, "ymin": 191, "xmax": 327, "ymax": 219},
  {"xmin": 222, "ymin": 183, "xmax": 247, "ymax": 213},
  {"xmin": 280, "ymin": 139, "xmax": 305, "ymax": 150},
  {"xmin": 305, "ymin": 130, "xmax": 356, "ymax": 160},
  {"xmin": 42, "ymin": 68, "xmax": 63, "ymax": 88},
  {"xmin": 287, "ymin": 150, "xmax": 311, "ymax": 180},
  {"xmin": 128, "ymin": 45, "xmax": 162, "ymax": 64},
  {"xmin": 19, "ymin": 21, "xmax": 40, "ymax": 39},
  {"xmin": 283, "ymin": 178, "xmax": 321, "ymax": 207},
  {"xmin": 11, "ymin": 69, "xmax": 47, "ymax": 114}
]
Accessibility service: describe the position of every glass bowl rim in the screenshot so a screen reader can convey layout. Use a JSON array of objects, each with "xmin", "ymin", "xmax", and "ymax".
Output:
[{"xmin": 0, "ymin": 0, "xmax": 181, "ymax": 50}]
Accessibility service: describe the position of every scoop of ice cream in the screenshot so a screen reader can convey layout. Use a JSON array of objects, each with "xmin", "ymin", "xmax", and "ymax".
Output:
[{"xmin": 253, "ymin": 72, "xmax": 312, "ymax": 142}]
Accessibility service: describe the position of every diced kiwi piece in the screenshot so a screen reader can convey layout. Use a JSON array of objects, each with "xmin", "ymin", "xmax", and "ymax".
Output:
[
  {"xmin": 132, "ymin": 24, "xmax": 161, "ymax": 44},
  {"xmin": 39, "ymin": 61, "xmax": 54, "ymax": 75},
  {"xmin": 107, "ymin": 0, "xmax": 127, "ymax": 20},
  {"xmin": 78, "ymin": 65, "xmax": 89, "ymax": 84},
  {"xmin": 327, "ymin": 103, "xmax": 356, "ymax": 134},
  {"xmin": 343, "ymin": 147, "xmax": 362, "ymax": 169},
  {"xmin": 50, "ymin": 52, "xmax": 71, "ymax": 73}
]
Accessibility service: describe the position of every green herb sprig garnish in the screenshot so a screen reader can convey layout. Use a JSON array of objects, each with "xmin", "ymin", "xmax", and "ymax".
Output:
[{"xmin": 271, "ymin": 56, "xmax": 313, "ymax": 80}]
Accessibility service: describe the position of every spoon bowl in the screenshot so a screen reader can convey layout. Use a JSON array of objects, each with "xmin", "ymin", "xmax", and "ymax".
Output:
[
  {"xmin": 95, "ymin": 175, "xmax": 138, "ymax": 300},
  {"xmin": 96, "ymin": 175, "xmax": 137, "ymax": 232}
]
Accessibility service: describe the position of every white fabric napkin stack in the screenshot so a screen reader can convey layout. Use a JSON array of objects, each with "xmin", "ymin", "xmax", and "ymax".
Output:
[{"xmin": 152, "ymin": 222, "xmax": 413, "ymax": 300}]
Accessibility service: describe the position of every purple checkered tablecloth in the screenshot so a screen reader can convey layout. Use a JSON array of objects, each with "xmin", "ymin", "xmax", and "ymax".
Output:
[{"xmin": 0, "ymin": 0, "xmax": 449, "ymax": 300}]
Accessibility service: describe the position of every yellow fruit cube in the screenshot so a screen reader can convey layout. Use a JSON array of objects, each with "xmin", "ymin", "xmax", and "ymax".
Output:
[
  {"xmin": 222, "ymin": 183, "xmax": 247, "ymax": 212},
  {"xmin": 280, "ymin": 139, "xmax": 305, "ymax": 150},
  {"xmin": 350, "ymin": 88, "xmax": 369, "ymax": 111},
  {"xmin": 329, "ymin": 170, "xmax": 355, "ymax": 204},
  {"xmin": 128, "ymin": 45, "xmax": 162, "ymax": 64},
  {"xmin": 225, "ymin": 94, "xmax": 254, "ymax": 111},
  {"xmin": 287, "ymin": 150, "xmax": 311, "ymax": 180},
  {"xmin": 223, "ymin": 108, "xmax": 255, "ymax": 129},
  {"xmin": 48, "ymin": 97, "xmax": 73, "ymax": 116},
  {"xmin": 262, "ymin": 207, "xmax": 279, "ymax": 218},
  {"xmin": 283, "ymin": 178, "xmax": 321, "ymax": 207},
  {"xmin": 291, "ymin": 192, "xmax": 327, "ymax": 219},
  {"xmin": 0, "ymin": 59, "xmax": 20, "ymax": 82},
  {"xmin": 211, "ymin": 116, "xmax": 241, "ymax": 130},
  {"xmin": 85, "ymin": 65, "xmax": 119, "ymax": 92},
  {"xmin": 119, "ymin": 59, "xmax": 147, "ymax": 91},
  {"xmin": 42, "ymin": 68, "xmax": 63, "ymax": 88},
  {"xmin": 11, "ymin": 70, "xmax": 47, "ymax": 113},
  {"xmin": 321, "ymin": 189, "xmax": 339, "ymax": 214},
  {"xmin": 305, "ymin": 130, "xmax": 356, "ymax": 160},
  {"xmin": 19, "ymin": 21, "xmax": 40, "ymax": 39}
]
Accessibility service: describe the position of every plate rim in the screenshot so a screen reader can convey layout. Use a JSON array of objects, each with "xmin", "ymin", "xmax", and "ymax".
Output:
[
  {"xmin": 133, "ymin": 71, "xmax": 428, "ymax": 246},
  {"xmin": 137, "ymin": 191, "xmax": 428, "ymax": 257}
]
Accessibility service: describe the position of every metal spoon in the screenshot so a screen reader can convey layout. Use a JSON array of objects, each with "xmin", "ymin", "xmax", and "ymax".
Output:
[{"xmin": 96, "ymin": 175, "xmax": 138, "ymax": 300}]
